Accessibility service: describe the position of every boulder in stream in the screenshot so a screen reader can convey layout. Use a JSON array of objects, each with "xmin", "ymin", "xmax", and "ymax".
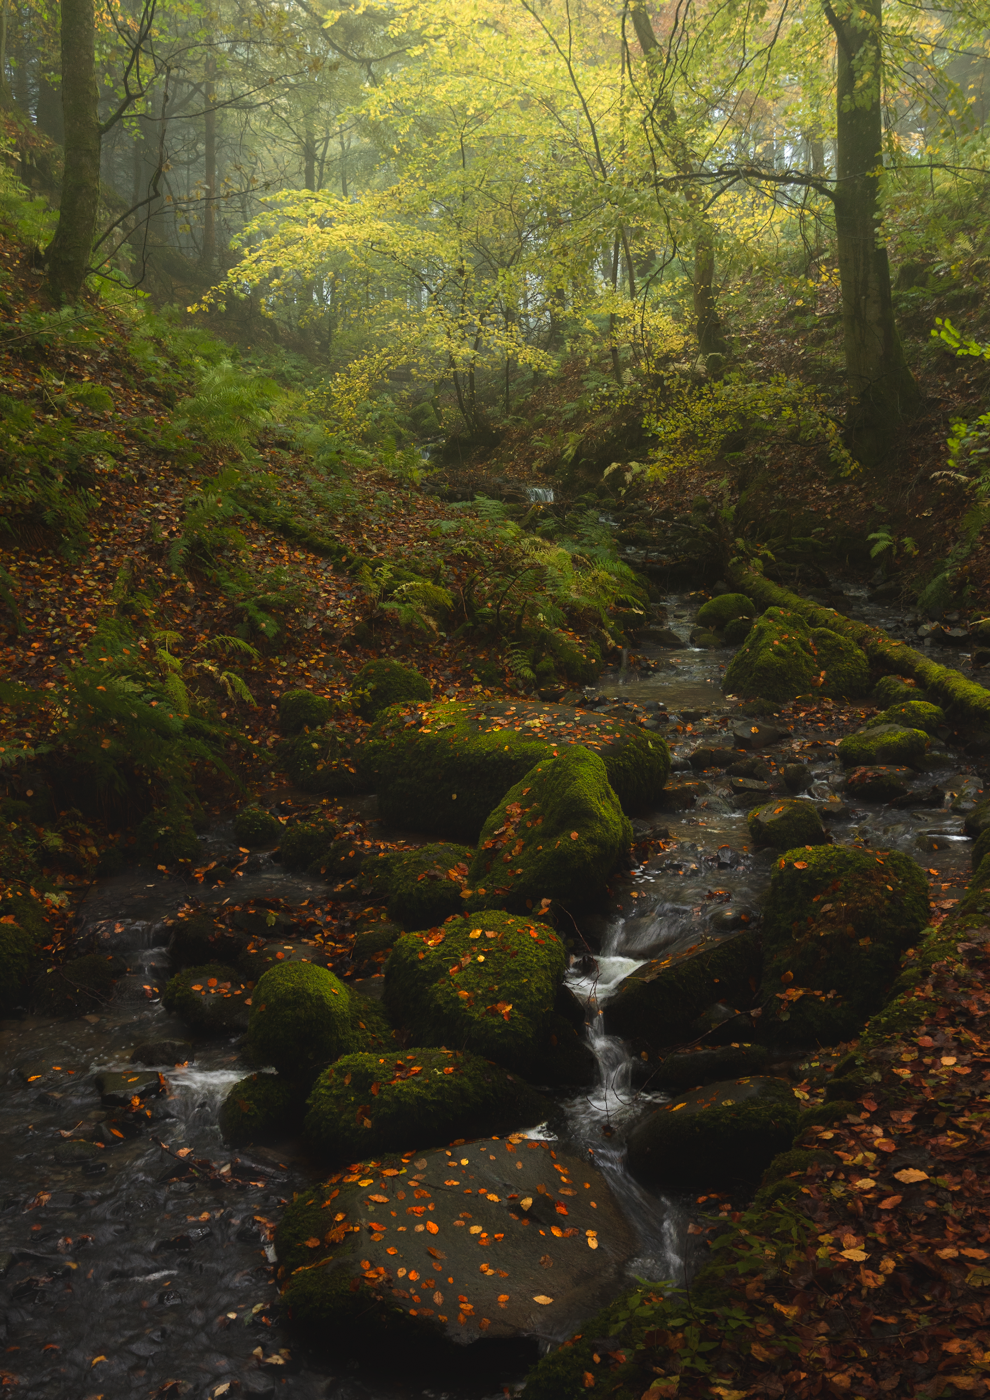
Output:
[
  {"xmin": 366, "ymin": 842, "xmax": 474, "ymax": 927},
  {"xmin": 352, "ymin": 658, "xmax": 432, "ymax": 720},
  {"xmin": 865, "ymin": 700, "xmax": 946, "ymax": 735},
  {"xmin": 838, "ymin": 724, "xmax": 930, "ymax": 769},
  {"xmin": 844, "ymin": 766, "xmax": 914, "ymax": 802},
  {"xmin": 275, "ymin": 1136, "xmax": 635, "ymax": 1353},
  {"xmin": 724, "ymin": 607, "xmax": 870, "ymax": 703},
  {"xmin": 747, "ymin": 797, "xmax": 828, "ymax": 849},
  {"xmin": 695, "ymin": 593, "xmax": 756, "ymax": 630},
  {"xmin": 161, "ymin": 962, "xmax": 253, "ymax": 1034},
  {"xmin": 218, "ymin": 1070, "xmax": 307, "ymax": 1146}
]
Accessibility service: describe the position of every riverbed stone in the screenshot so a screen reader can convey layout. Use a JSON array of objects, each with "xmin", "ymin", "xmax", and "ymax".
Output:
[
  {"xmin": 626, "ymin": 1076, "xmax": 802, "ymax": 1191},
  {"xmin": 782, "ymin": 762, "xmax": 811, "ymax": 792},
  {"xmin": 724, "ymin": 616, "xmax": 754, "ymax": 645},
  {"xmin": 466, "ymin": 748, "xmax": 632, "ymax": 914},
  {"xmin": 275, "ymin": 1136, "xmax": 636, "ymax": 1352},
  {"xmin": 277, "ymin": 811, "xmax": 340, "ymax": 870},
  {"xmin": 872, "ymin": 675, "xmax": 923, "ymax": 708},
  {"xmin": 689, "ymin": 745, "xmax": 737, "ymax": 770},
  {"xmin": 130, "ymin": 1038, "xmax": 193, "ymax": 1065},
  {"xmin": 844, "ymin": 766, "xmax": 914, "ymax": 802},
  {"xmin": 161, "ymin": 962, "xmax": 253, "ymax": 1034},
  {"xmin": 747, "ymin": 798, "xmax": 828, "ymax": 849},
  {"xmin": 655, "ymin": 779, "xmax": 708, "ymax": 810},
  {"xmin": 964, "ymin": 798, "xmax": 990, "ymax": 840},
  {"xmin": 695, "ymin": 593, "xmax": 756, "ymax": 630},
  {"xmin": 604, "ymin": 932, "xmax": 761, "ymax": 1049},
  {"xmin": 383, "ymin": 912, "xmax": 566, "ymax": 1076},
  {"xmin": 218, "ymin": 1071, "xmax": 307, "ymax": 1146},
  {"xmin": 359, "ymin": 699, "xmax": 670, "ymax": 842},
  {"xmin": 838, "ymin": 724, "xmax": 930, "ymax": 769},
  {"xmin": 304, "ymin": 1048, "xmax": 550, "ymax": 1164},
  {"xmin": 167, "ymin": 914, "xmax": 248, "ymax": 971},
  {"xmin": 724, "ymin": 609, "xmax": 870, "ymax": 704},
  {"xmin": 689, "ymin": 627, "xmax": 722, "ymax": 649},
  {"xmin": 353, "ymin": 659, "xmax": 432, "ymax": 720},
  {"xmin": 366, "ymin": 843, "xmax": 473, "ymax": 927},
  {"xmin": 96, "ymin": 1070, "xmax": 164, "ymax": 1106},
  {"xmin": 866, "ymin": 700, "xmax": 945, "ymax": 736},
  {"xmin": 756, "ymin": 845, "xmax": 930, "ymax": 1044}
]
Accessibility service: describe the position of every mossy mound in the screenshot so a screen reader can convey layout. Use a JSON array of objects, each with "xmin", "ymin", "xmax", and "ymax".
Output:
[
  {"xmin": 161, "ymin": 962, "xmax": 253, "ymax": 1034},
  {"xmin": 872, "ymin": 675, "xmax": 922, "ymax": 708},
  {"xmin": 278, "ymin": 726, "xmax": 357, "ymax": 794},
  {"xmin": 366, "ymin": 843, "xmax": 473, "ymax": 927},
  {"xmin": 278, "ymin": 811, "xmax": 339, "ymax": 870},
  {"xmin": 604, "ymin": 932, "xmax": 761, "ymax": 1049},
  {"xmin": 466, "ymin": 747, "xmax": 632, "ymax": 914},
  {"xmin": 757, "ymin": 845, "xmax": 930, "ymax": 1044},
  {"xmin": 218, "ymin": 1071, "xmax": 306, "ymax": 1145},
  {"xmin": 653, "ymin": 1043, "xmax": 770, "ymax": 1092},
  {"xmin": 232, "ymin": 805, "xmax": 282, "ymax": 848},
  {"xmin": 972, "ymin": 826, "xmax": 990, "ymax": 870},
  {"xmin": 353, "ymin": 659, "xmax": 431, "ymax": 720},
  {"xmin": 33, "ymin": 953, "xmax": 125, "ymax": 1016},
  {"xmin": 724, "ymin": 615, "xmax": 754, "ymax": 645},
  {"xmin": 0, "ymin": 922, "xmax": 37, "ymax": 1015},
  {"xmin": 278, "ymin": 688, "xmax": 331, "ymax": 735},
  {"xmin": 866, "ymin": 700, "xmax": 945, "ymax": 735},
  {"xmin": 626, "ymin": 1076, "xmax": 801, "ymax": 1191},
  {"xmin": 747, "ymin": 798, "xmax": 828, "ymax": 849},
  {"xmin": 246, "ymin": 961, "xmax": 380, "ymax": 1085},
  {"xmin": 383, "ymin": 911, "xmax": 567, "ymax": 1074},
  {"xmin": 304, "ymin": 1047, "xmax": 549, "ymax": 1163},
  {"xmin": 360, "ymin": 699, "xmax": 670, "ymax": 842},
  {"xmin": 135, "ymin": 806, "xmax": 200, "ymax": 864},
  {"xmin": 695, "ymin": 592, "xmax": 756, "ymax": 630},
  {"xmin": 964, "ymin": 798, "xmax": 990, "ymax": 839},
  {"xmin": 352, "ymin": 920, "xmax": 402, "ymax": 961},
  {"xmin": 167, "ymin": 914, "xmax": 248, "ymax": 971},
  {"xmin": 723, "ymin": 607, "xmax": 869, "ymax": 703},
  {"xmin": 838, "ymin": 724, "xmax": 930, "ymax": 769},
  {"xmin": 844, "ymin": 766, "xmax": 914, "ymax": 802}
]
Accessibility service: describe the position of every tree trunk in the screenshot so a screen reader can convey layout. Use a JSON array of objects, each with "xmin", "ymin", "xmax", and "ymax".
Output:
[
  {"xmin": 824, "ymin": 0, "xmax": 921, "ymax": 456},
  {"xmin": 200, "ymin": 58, "xmax": 217, "ymax": 272},
  {"xmin": 42, "ymin": 0, "xmax": 100, "ymax": 303}
]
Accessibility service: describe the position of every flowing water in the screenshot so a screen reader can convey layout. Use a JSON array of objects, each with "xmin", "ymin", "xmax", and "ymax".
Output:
[{"xmin": 0, "ymin": 591, "xmax": 982, "ymax": 1397}]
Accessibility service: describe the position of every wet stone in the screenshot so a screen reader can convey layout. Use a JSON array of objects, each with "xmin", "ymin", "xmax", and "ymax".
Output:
[
  {"xmin": 131, "ymin": 1039, "xmax": 194, "ymax": 1066},
  {"xmin": 96, "ymin": 1070, "xmax": 165, "ymax": 1106},
  {"xmin": 731, "ymin": 722, "xmax": 787, "ymax": 750}
]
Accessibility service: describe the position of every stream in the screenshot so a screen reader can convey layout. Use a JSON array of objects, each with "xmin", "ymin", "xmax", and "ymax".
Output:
[{"xmin": 0, "ymin": 590, "xmax": 982, "ymax": 1399}]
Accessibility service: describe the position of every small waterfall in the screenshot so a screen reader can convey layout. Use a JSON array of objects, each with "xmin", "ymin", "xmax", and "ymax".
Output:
[
  {"xmin": 163, "ymin": 1066, "xmax": 247, "ymax": 1138},
  {"xmin": 526, "ymin": 485, "xmax": 555, "ymax": 503}
]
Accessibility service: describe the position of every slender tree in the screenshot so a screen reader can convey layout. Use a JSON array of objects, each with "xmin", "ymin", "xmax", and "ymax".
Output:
[{"xmin": 42, "ymin": 0, "xmax": 101, "ymax": 303}]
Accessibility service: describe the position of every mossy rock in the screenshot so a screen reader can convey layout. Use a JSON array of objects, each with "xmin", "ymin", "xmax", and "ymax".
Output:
[
  {"xmin": 304, "ymin": 1047, "xmax": 550, "ymax": 1163},
  {"xmin": 724, "ymin": 616, "xmax": 754, "ymax": 645},
  {"xmin": 689, "ymin": 627, "xmax": 722, "ymax": 649},
  {"xmin": 246, "ymin": 961, "xmax": 384, "ymax": 1085},
  {"xmin": 366, "ymin": 843, "xmax": 473, "ymax": 927},
  {"xmin": 360, "ymin": 699, "xmax": 670, "ymax": 842},
  {"xmin": 218, "ymin": 1071, "xmax": 307, "ymax": 1146},
  {"xmin": 161, "ymin": 962, "xmax": 252, "ymax": 1034},
  {"xmin": 0, "ymin": 922, "xmax": 37, "ymax": 1015},
  {"xmin": 278, "ymin": 812, "xmax": 339, "ymax": 871},
  {"xmin": 353, "ymin": 660, "xmax": 431, "ymax": 721},
  {"xmin": 654, "ymin": 1043, "xmax": 770, "ymax": 1092},
  {"xmin": 466, "ymin": 748, "xmax": 632, "ymax": 914},
  {"xmin": 865, "ymin": 700, "xmax": 945, "ymax": 735},
  {"xmin": 33, "ymin": 953, "xmax": 125, "ymax": 1016},
  {"xmin": 747, "ymin": 798, "xmax": 828, "ymax": 850},
  {"xmin": 134, "ymin": 807, "xmax": 200, "ymax": 864},
  {"xmin": 232, "ymin": 805, "xmax": 282, "ymax": 848},
  {"xmin": 278, "ymin": 726, "xmax": 357, "ymax": 794},
  {"xmin": 963, "ymin": 798, "xmax": 990, "ymax": 840},
  {"xmin": 626, "ymin": 1076, "xmax": 802, "ymax": 1191},
  {"xmin": 959, "ymin": 850, "xmax": 990, "ymax": 919},
  {"xmin": 757, "ymin": 845, "xmax": 930, "ymax": 1044},
  {"xmin": 838, "ymin": 725, "xmax": 930, "ymax": 770},
  {"xmin": 753, "ymin": 1146, "xmax": 835, "ymax": 1208},
  {"xmin": 695, "ymin": 592, "xmax": 756, "ymax": 630},
  {"xmin": 352, "ymin": 919, "xmax": 402, "ymax": 961},
  {"xmin": 724, "ymin": 607, "xmax": 869, "ymax": 703},
  {"xmin": 971, "ymin": 826, "xmax": 990, "ymax": 871},
  {"xmin": 383, "ymin": 911, "xmax": 566, "ymax": 1074},
  {"xmin": 872, "ymin": 675, "xmax": 923, "ymax": 708},
  {"xmin": 844, "ymin": 766, "xmax": 913, "ymax": 802},
  {"xmin": 167, "ymin": 914, "xmax": 248, "ymax": 971},
  {"xmin": 278, "ymin": 688, "xmax": 331, "ymax": 735},
  {"xmin": 604, "ymin": 932, "xmax": 761, "ymax": 1048}
]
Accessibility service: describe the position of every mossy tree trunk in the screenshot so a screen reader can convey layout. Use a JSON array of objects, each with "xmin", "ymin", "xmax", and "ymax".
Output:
[{"xmin": 42, "ymin": 0, "xmax": 100, "ymax": 304}]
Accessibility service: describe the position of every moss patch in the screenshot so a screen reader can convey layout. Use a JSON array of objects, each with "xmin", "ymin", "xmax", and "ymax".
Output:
[
  {"xmin": 723, "ymin": 607, "xmax": 869, "ymax": 704},
  {"xmin": 366, "ymin": 843, "xmax": 473, "ymax": 927},
  {"xmin": 696, "ymin": 593, "xmax": 756, "ymax": 629},
  {"xmin": 873, "ymin": 675, "xmax": 923, "ymax": 708},
  {"xmin": 723, "ymin": 615, "xmax": 754, "ymax": 645},
  {"xmin": 278, "ymin": 726, "xmax": 357, "ymax": 794},
  {"xmin": 304, "ymin": 1047, "xmax": 549, "ymax": 1163},
  {"xmin": 360, "ymin": 699, "xmax": 670, "ymax": 842},
  {"xmin": 218, "ymin": 1071, "xmax": 306, "ymax": 1145},
  {"xmin": 161, "ymin": 962, "xmax": 253, "ymax": 1034},
  {"xmin": 353, "ymin": 659, "xmax": 432, "ymax": 720},
  {"xmin": 233, "ymin": 805, "xmax": 282, "ymax": 848},
  {"xmin": 246, "ymin": 961, "xmax": 387, "ymax": 1085},
  {"xmin": 747, "ymin": 798, "xmax": 828, "ymax": 849},
  {"xmin": 466, "ymin": 747, "xmax": 632, "ymax": 914},
  {"xmin": 279, "ymin": 688, "xmax": 331, "ymax": 735},
  {"xmin": 278, "ymin": 811, "xmax": 339, "ymax": 870},
  {"xmin": 383, "ymin": 911, "xmax": 566, "ymax": 1074},
  {"xmin": 135, "ymin": 806, "xmax": 200, "ymax": 864},
  {"xmin": 838, "ymin": 725, "xmax": 930, "ymax": 769},
  {"xmin": 865, "ymin": 700, "xmax": 945, "ymax": 734}
]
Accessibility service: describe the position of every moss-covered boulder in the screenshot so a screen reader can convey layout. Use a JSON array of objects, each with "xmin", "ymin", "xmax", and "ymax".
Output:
[
  {"xmin": 278, "ymin": 811, "xmax": 339, "ymax": 870},
  {"xmin": 135, "ymin": 806, "xmax": 200, "ymax": 864},
  {"xmin": 466, "ymin": 748, "xmax": 632, "ymax": 914},
  {"xmin": 304, "ymin": 1048, "xmax": 550, "ymax": 1163},
  {"xmin": 360, "ymin": 699, "xmax": 670, "ymax": 842},
  {"xmin": 838, "ymin": 725, "xmax": 930, "ymax": 769},
  {"xmin": 626, "ymin": 1076, "xmax": 802, "ymax": 1191},
  {"xmin": 353, "ymin": 660, "xmax": 431, "ymax": 720},
  {"xmin": 872, "ymin": 675, "xmax": 922, "ymax": 708},
  {"xmin": 695, "ymin": 593, "xmax": 756, "ymax": 630},
  {"xmin": 963, "ymin": 798, "xmax": 990, "ymax": 840},
  {"xmin": 246, "ymin": 961, "xmax": 385, "ymax": 1085},
  {"xmin": 218, "ymin": 1071, "xmax": 306, "ymax": 1146},
  {"xmin": 33, "ymin": 953, "xmax": 125, "ymax": 1016},
  {"xmin": 278, "ymin": 726, "xmax": 357, "ymax": 794},
  {"xmin": 604, "ymin": 932, "xmax": 761, "ymax": 1049},
  {"xmin": 724, "ymin": 615, "xmax": 754, "ymax": 645},
  {"xmin": 279, "ymin": 688, "xmax": 331, "ymax": 735},
  {"xmin": 723, "ymin": 607, "xmax": 870, "ymax": 703},
  {"xmin": 757, "ymin": 845, "xmax": 930, "ymax": 1044},
  {"xmin": 232, "ymin": 805, "xmax": 282, "ymax": 848},
  {"xmin": 747, "ymin": 798, "xmax": 828, "ymax": 849},
  {"xmin": 865, "ymin": 700, "xmax": 945, "ymax": 735},
  {"xmin": 844, "ymin": 766, "xmax": 914, "ymax": 802},
  {"xmin": 366, "ymin": 843, "xmax": 473, "ymax": 927},
  {"xmin": 167, "ymin": 914, "xmax": 248, "ymax": 971},
  {"xmin": 161, "ymin": 962, "xmax": 252, "ymax": 1034},
  {"xmin": 383, "ymin": 912, "xmax": 566, "ymax": 1074},
  {"xmin": 653, "ymin": 1043, "xmax": 770, "ymax": 1092},
  {"xmin": 0, "ymin": 921, "xmax": 37, "ymax": 1014}
]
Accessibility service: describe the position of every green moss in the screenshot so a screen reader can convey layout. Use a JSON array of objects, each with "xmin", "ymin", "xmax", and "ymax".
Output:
[
  {"xmin": 757, "ymin": 845, "xmax": 930, "ymax": 1044},
  {"xmin": 279, "ymin": 688, "xmax": 331, "ymax": 735},
  {"xmin": 466, "ymin": 748, "xmax": 632, "ymax": 914},
  {"xmin": 135, "ymin": 806, "xmax": 200, "ymax": 864},
  {"xmin": 964, "ymin": 798, "xmax": 990, "ymax": 839},
  {"xmin": 353, "ymin": 660, "xmax": 431, "ymax": 720},
  {"xmin": 218, "ymin": 1071, "xmax": 306, "ymax": 1145},
  {"xmin": 383, "ymin": 911, "xmax": 566, "ymax": 1073},
  {"xmin": 838, "ymin": 725, "xmax": 930, "ymax": 769},
  {"xmin": 360, "ymin": 699, "xmax": 670, "ymax": 842},
  {"xmin": 654, "ymin": 1043, "xmax": 770, "ymax": 1091},
  {"xmin": 366, "ymin": 843, "xmax": 473, "ymax": 927},
  {"xmin": 278, "ymin": 726, "xmax": 357, "ymax": 794},
  {"xmin": 696, "ymin": 592, "xmax": 756, "ymax": 629},
  {"xmin": 810, "ymin": 628, "xmax": 871, "ymax": 699},
  {"xmin": 604, "ymin": 932, "xmax": 762, "ymax": 1047},
  {"xmin": 866, "ymin": 700, "xmax": 945, "ymax": 735},
  {"xmin": 753, "ymin": 1146, "xmax": 834, "ymax": 1208},
  {"xmin": 0, "ymin": 922, "xmax": 37, "ymax": 1015},
  {"xmin": 747, "ymin": 798, "xmax": 827, "ymax": 850},
  {"xmin": 352, "ymin": 920, "xmax": 402, "ymax": 961},
  {"xmin": 246, "ymin": 961, "xmax": 366, "ymax": 1084},
  {"xmin": 959, "ymin": 850, "xmax": 990, "ymax": 917},
  {"xmin": 873, "ymin": 675, "xmax": 923, "ymax": 708},
  {"xmin": 972, "ymin": 826, "xmax": 990, "ymax": 870},
  {"xmin": 232, "ymin": 805, "xmax": 282, "ymax": 848},
  {"xmin": 161, "ymin": 962, "xmax": 252, "ymax": 1034},
  {"xmin": 304, "ymin": 1047, "xmax": 549, "ymax": 1163},
  {"xmin": 724, "ymin": 608, "xmax": 869, "ymax": 703},
  {"xmin": 278, "ymin": 811, "xmax": 338, "ymax": 870},
  {"xmin": 844, "ymin": 766, "xmax": 913, "ymax": 801},
  {"xmin": 723, "ymin": 615, "xmax": 754, "ymax": 645}
]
